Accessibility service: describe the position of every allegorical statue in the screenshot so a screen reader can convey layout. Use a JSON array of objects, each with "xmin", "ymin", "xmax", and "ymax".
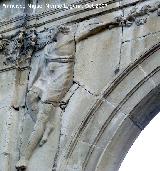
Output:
[{"xmin": 15, "ymin": 18, "xmax": 110, "ymax": 170}]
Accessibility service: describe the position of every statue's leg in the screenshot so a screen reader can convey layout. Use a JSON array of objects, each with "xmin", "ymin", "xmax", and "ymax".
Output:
[
  {"xmin": 39, "ymin": 121, "xmax": 54, "ymax": 146},
  {"xmin": 26, "ymin": 88, "xmax": 40, "ymax": 112},
  {"xmin": 16, "ymin": 102, "xmax": 54, "ymax": 170}
]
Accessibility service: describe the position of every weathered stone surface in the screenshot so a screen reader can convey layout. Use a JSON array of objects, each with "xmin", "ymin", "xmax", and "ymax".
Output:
[
  {"xmin": 123, "ymin": 1, "xmax": 160, "ymax": 41},
  {"xmin": 140, "ymin": 48, "xmax": 160, "ymax": 75},
  {"xmin": 74, "ymin": 26, "xmax": 122, "ymax": 95},
  {"xmin": 0, "ymin": 0, "xmax": 25, "ymax": 20},
  {"xmin": 106, "ymin": 67, "xmax": 145, "ymax": 107},
  {"xmin": 71, "ymin": 111, "xmax": 127, "ymax": 171},
  {"xmin": 129, "ymin": 84, "xmax": 160, "ymax": 129},
  {"xmin": 26, "ymin": 108, "xmax": 61, "ymax": 171},
  {"xmin": 120, "ymin": 31, "xmax": 160, "ymax": 71},
  {"xmin": 0, "ymin": 0, "xmax": 160, "ymax": 171},
  {"xmin": 95, "ymin": 117, "xmax": 141, "ymax": 171},
  {"xmin": 81, "ymin": 101, "xmax": 115, "ymax": 145},
  {"xmin": 120, "ymin": 77, "xmax": 155, "ymax": 115},
  {"xmin": 0, "ymin": 107, "xmax": 24, "ymax": 171},
  {"xmin": 60, "ymin": 86, "xmax": 97, "ymax": 151},
  {"xmin": 0, "ymin": 71, "xmax": 16, "ymax": 108}
]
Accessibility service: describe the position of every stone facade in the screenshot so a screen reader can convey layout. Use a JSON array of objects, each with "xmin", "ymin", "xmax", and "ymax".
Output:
[{"xmin": 0, "ymin": 0, "xmax": 160, "ymax": 171}]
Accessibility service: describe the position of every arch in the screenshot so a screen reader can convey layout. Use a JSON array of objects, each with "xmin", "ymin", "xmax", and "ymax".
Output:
[
  {"xmin": 95, "ymin": 86, "xmax": 160, "ymax": 171},
  {"xmin": 89, "ymin": 45, "xmax": 160, "ymax": 171},
  {"xmin": 60, "ymin": 43, "xmax": 160, "ymax": 171}
]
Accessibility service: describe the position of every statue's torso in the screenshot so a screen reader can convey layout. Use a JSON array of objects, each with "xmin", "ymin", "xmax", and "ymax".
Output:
[{"xmin": 33, "ymin": 31, "xmax": 75, "ymax": 104}]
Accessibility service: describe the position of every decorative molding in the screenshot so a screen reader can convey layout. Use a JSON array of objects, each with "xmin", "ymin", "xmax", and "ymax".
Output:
[
  {"xmin": 0, "ymin": 1, "xmax": 159, "ymax": 36},
  {"xmin": 83, "ymin": 65, "xmax": 160, "ymax": 170},
  {"xmin": 114, "ymin": 2, "xmax": 160, "ymax": 27},
  {"xmin": 0, "ymin": 66, "xmax": 30, "ymax": 74},
  {"xmin": 0, "ymin": 0, "xmax": 112, "ymax": 27},
  {"xmin": 66, "ymin": 41, "xmax": 160, "ymax": 162},
  {"xmin": 10, "ymin": 2, "xmax": 160, "ymax": 46},
  {"xmin": 0, "ymin": 0, "xmax": 150, "ymax": 34},
  {"xmin": 0, "ymin": 29, "xmax": 37, "ymax": 69}
]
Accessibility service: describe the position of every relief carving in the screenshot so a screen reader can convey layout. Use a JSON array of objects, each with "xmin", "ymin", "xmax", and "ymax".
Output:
[
  {"xmin": 0, "ymin": 2, "xmax": 159, "ymax": 169},
  {"xmin": 13, "ymin": 18, "xmax": 115, "ymax": 170},
  {"xmin": 0, "ymin": 29, "xmax": 38, "ymax": 110},
  {"xmin": 0, "ymin": 1, "xmax": 159, "ymax": 171},
  {"xmin": 0, "ymin": 35, "xmax": 10, "ymax": 51},
  {"xmin": 0, "ymin": 29, "xmax": 37, "ymax": 68},
  {"xmin": 114, "ymin": 2, "xmax": 160, "ymax": 27}
]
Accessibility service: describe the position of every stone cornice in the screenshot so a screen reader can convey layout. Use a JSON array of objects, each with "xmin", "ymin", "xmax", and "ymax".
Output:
[
  {"xmin": 0, "ymin": 0, "xmax": 116, "ymax": 27},
  {"xmin": 0, "ymin": 0, "xmax": 149, "ymax": 34}
]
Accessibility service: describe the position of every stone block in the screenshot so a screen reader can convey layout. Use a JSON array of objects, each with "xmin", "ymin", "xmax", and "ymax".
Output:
[
  {"xmin": 78, "ymin": 112, "xmax": 127, "ymax": 171},
  {"xmin": 120, "ymin": 77, "xmax": 155, "ymax": 115},
  {"xmin": 0, "ymin": 71, "xmax": 16, "ymax": 108},
  {"xmin": 74, "ymin": 27, "xmax": 122, "ymax": 95},
  {"xmin": 81, "ymin": 100, "xmax": 115, "ymax": 145},
  {"xmin": 106, "ymin": 67, "xmax": 145, "ymax": 107},
  {"xmin": 60, "ymin": 86, "xmax": 97, "ymax": 152},
  {"xmin": 65, "ymin": 141, "xmax": 90, "ymax": 171},
  {"xmin": 0, "ymin": 107, "xmax": 22, "ymax": 171},
  {"xmin": 139, "ymin": 48, "xmax": 160, "ymax": 76},
  {"xmin": 120, "ymin": 32, "xmax": 160, "ymax": 71},
  {"xmin": 129, "ymin": 85, "xmax": 160, "ymax": 130},
  {"xmin": 95, "ymin": 117, "xmax": 141, "ymax": 171}
]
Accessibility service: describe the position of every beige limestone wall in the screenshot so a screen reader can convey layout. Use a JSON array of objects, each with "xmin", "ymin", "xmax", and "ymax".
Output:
[{"xmin": 0, "ymin": 0, "xmax": 160, "ymax": 171}]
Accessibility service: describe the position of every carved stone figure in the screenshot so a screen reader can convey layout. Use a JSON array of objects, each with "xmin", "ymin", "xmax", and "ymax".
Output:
[
  {"xmin": 15, "ymin": 26, "xmax": 75, "ymax": 169},
  {"xmin": 135, "ymin": 17, "xmax": 147, "ymax": 26},
  {"xmin": 0, "ymin": 1, "xmax": 160, "ymax": 171},
  {"xmin": 2, "ymin": 4, "xmax": 159, "ymax": 169},
  {"xmin": 0, "ymin": 29, "xmax": 37, "ymax": 68},
  {"xmin": 15, "ymin": 19, "xmax": 112, "ymax": 170}
]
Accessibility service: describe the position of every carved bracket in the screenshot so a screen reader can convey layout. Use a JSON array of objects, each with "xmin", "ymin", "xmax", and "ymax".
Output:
[
  {"xmin": 114, "ymin": 2, "xmax": 160, "ymax": 27},
  {"xmin": 0, "ymin": 29, "xmax": 37, "ymax": 68}
]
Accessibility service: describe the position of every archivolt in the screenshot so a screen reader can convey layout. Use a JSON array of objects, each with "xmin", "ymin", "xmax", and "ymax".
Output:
[{"xmin": 65, "ymin": 42, "xmax": 160, "ymax": 170}]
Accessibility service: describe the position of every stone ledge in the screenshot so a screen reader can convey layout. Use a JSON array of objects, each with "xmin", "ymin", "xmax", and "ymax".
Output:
[{"xmin": 0, "ymin": 0, "xmax": 147, "ymax": 34}]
